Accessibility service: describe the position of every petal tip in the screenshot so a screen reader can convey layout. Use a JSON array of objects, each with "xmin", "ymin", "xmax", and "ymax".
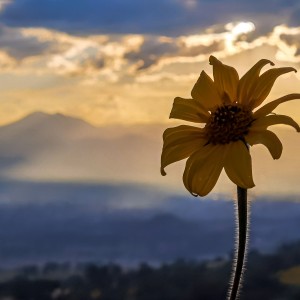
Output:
[
  {"xmin": 160, "ymin": 167, "xmax": 167, "ymax": 176},
  {"xmin": 262, "ymin": 59, "xmax": 274, "ymax": 66},
  {"xmin": 290, "ymin": 67, "xmax": 297, "ymax": 73},
  {"xmin": 273, "ymin": 154, "xmax": 282, "ymax": 160},
  {"xmin": 209, "ymin": 55, "xmax": 218, "ymax": 65},
  {"xmin": 249, "ymin": 183, "xmax": 255, "ymax": 189},
  {"xmin": 288, "ymin": 67, "xmax": 297, "ymax": 73},
  {"xmin": 189, "ymin": 189, "xmax": 207, "ymax": 197}
]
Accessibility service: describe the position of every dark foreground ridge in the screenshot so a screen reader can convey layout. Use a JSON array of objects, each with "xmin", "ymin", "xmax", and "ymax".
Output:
[{"xmin": 1, "ymin": 241, "xmax": 300, "ymax": 299}]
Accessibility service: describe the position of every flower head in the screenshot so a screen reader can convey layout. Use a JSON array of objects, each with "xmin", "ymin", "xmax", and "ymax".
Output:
[{"xmin": 161, "ymin": 56, "xmax": 300, "ymax": 196}]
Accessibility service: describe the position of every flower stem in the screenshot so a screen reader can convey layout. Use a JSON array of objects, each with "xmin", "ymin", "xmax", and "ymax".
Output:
[{"xmin": 228, "ymin": 186, "xmax": 249, "ymax": 300}]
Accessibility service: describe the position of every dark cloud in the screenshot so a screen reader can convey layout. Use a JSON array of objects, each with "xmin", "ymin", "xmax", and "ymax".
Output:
[
  {"xmin": 0, "ymin": 25, "xmax": 61, "ymax": 60},
  {"xmin": 125, "ymin": 37, "xmax": 180, "ymax": 70},
  {"xmin": 277, "ymin": 31, "xmax": 300, "ymax": 61},
  {"xmin": 1, "ymin": 0, "xmax": 193, "ymax": 35},
  {"xmin": 125, "ymin": 36, "xmax": 225, "ymax": 71},
  {"xmin": 280, "ymin": 33, "xmax": 300, "ymax": 46},
  {"xmin": 180, "ymin": 41, "xmax": 225, "ymax": 56},
  {"xmin": 1, "ymin": 0, "xmax": 299, "ymax": 36}
]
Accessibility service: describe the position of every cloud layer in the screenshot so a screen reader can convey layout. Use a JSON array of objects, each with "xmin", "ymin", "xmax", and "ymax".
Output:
[
  {"xmin": 0, "ymin": 20, "xmax": 299, "ymax": 126},
  {"xmin": 0, "ymin": 6, "xmax": 300, "ymax": 127},
  {"xmin": 1, "ymin": 22, "xmax": 300, "ymax": 81}
]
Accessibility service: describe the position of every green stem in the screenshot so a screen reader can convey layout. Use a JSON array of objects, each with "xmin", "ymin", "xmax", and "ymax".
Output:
[{"xmin": 228, "ymin": 186, "xmax": 249, "ymax": 300}]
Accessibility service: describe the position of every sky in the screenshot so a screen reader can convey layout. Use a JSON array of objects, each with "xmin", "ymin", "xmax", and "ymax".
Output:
[
  {"xmin": 0, "ymin": 1, "xmax": 299, "ymax": 197},
  {"xmin": 0, "ymin": 0, "xmax": 299, "ymax": 126}
]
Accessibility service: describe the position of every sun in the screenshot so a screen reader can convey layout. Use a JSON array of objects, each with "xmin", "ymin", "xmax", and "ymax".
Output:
[{"xmin": 226, "ymin": 22, "xmax": 256, "ymax": 36}]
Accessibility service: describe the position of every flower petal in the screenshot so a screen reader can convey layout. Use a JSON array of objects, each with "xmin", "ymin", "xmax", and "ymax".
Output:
[
  {"xmin": 183, "ymin": 144, "xmax": 227, "ymax": 196},
  {"xmin": 245, "ymin": 130, "xmax": 282, "ymax": 159},
  {"xmin": 169, "ymin": 97, "xmax": 210, "ymax": 123},
  {"xmin": 191, "ymin": 71, "xmax": 222, "ymax": 110},
  {"xmin": 161, "ymin": 125, "xmax": 205, "ymax": 176},
  {"xmin": 249, "ymin": 67, "xmax": 297, "ymax": 108},
  {"xmin": 254, "ymin": 93, "xmax": 300, "ymax": 118},
  {"xmin": 209, "ymin": 55, "xmax": 239, "ymax": 103},
  {"xmin": 224, "ymin": 141, "xmax": 255, "ymax": 189},
  {"xmin": 237, "ymin": 59, "xmax": 274, "ymax": 105},
  {"xmin": 251, "ymin": 114, "xmax": 300, "ymax": 132}
]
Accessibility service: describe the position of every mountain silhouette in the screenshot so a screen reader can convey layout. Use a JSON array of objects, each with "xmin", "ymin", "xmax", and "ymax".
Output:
[
  {"xmin": 0, "ymin": 111, "xmax": 164, "ymax": 184},
  {"xmin": 0, "ymin": 111, "xmax": 299, "ymax": 195}
]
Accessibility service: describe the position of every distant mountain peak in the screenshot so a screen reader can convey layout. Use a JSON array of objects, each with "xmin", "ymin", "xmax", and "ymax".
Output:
[
  {"xmin": 24, "ymin": 111, "xmax": 70, "ymax": 121},
  {"xmin": 10, "ymin": 111, "xmax": 94, "ymax": 128},
  {"xmin": 0, "ymin": 111, "xmax": 98, "ymax": 141},
  {"xmin": 24, "ymin": 111, "xmax": 50, "ymax": 119}
]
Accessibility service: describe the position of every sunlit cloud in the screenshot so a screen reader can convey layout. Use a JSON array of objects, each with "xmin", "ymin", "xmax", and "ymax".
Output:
[
  {"xmin": 0, "ymin": 21, "xmax": 299, "ymax": 127},
  {"xmin": 225, "ymin": 22, "xmax": 255, "ymax": 35},
  {"xmin": 1, "ymin": 21, "xmax": 300, "ymax": 82},
  {"xmin": 268, "ymin": 25, "xmax": 300, "ymax": 63}
]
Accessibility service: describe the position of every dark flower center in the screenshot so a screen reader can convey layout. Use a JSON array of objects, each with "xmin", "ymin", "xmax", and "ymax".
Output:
[{"xmin": 204, "ymin": 104, "xmax": 254, "ymax": 144}]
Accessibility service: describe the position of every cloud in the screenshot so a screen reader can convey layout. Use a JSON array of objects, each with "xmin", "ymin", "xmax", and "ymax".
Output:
[
  {"xmin": 125, "ymin": 36, "xmax": 180, "ymax": 70},
  {"xmin": 126, "ymin": 22, "xmax": 258, "ymax": 74},
  {"xmin": 129, "ymin": 23, "xmax": 300, "ymax": 83},
  {"xmin": 47, "ymin": 40, "xmax": 106, "ymax": 76},
  {"xmin": 268, "ymin": 25, "xmax": 300, "ymax": 63},
  {"xmin": 0, "ymin": 25, "xmax": 59, "ymax": 60},
  {"xmin": 1, "ymin": 19, "xmax": 300, "ymax": 82},
  {"xmin": 1, "ymin": 21, "xmax": 300, "ymax": 84},
  {"xmin": 0, "ymin": 0, "xmax": 193, "ymax": 35},
  {"xmin": 0, "ymin": 25, "xmax": 80, "ymax": 73},
  {"xmin": 0, "ymin": 20, "xmax": 300, "ymax": 130},
  {"xmin": 0, "ymin": 0, "xmax": 299, "ymax": 36},
  {"xmin": 0, "ymin": 25, "xmax": 136, "ymax": 78}
]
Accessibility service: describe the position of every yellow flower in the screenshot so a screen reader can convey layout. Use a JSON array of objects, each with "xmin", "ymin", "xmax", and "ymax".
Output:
[{"xmin": 161, "ymin": 56, "xmax": 300, "ymax": 196}]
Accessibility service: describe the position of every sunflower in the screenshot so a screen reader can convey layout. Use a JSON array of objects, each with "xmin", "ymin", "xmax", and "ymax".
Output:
[{"xmin": 161, "ymin": 56, "xmax": 300, "ymax": 196}]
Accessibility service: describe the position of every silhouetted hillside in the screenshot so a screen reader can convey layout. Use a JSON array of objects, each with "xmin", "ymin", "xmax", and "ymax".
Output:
[{"xmin": 2, "ymin": 241, "xmax": 300, "ymax": 299}]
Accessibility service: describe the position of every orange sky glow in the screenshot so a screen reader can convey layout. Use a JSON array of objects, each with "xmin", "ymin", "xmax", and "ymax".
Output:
[
  {"xmin": 0, "ymin": 14, "xmax": 300, "ymax": 197},
  {"xmin": 0, "ymin": 22, "xmax": 299, "ymax": 127}
]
